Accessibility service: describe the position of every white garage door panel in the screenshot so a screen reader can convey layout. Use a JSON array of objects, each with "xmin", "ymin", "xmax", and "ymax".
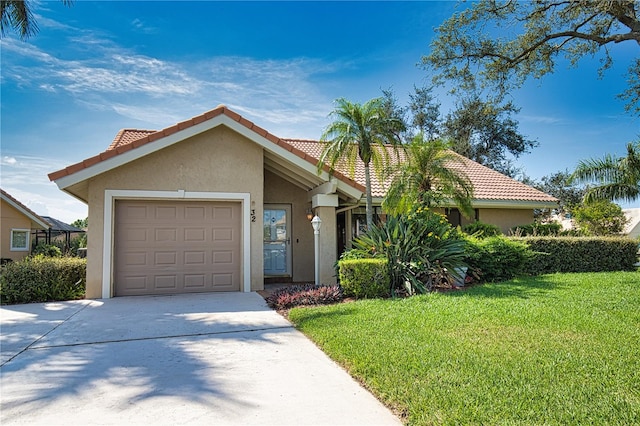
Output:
[{"xmin": 115, "ymin": 200, "xmax": 241, "ymax": 296}]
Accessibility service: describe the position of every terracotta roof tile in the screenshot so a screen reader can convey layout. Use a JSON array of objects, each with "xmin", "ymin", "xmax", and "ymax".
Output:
[
  {"xmin": 48, "ymin": 106, "xmax": 363, "ymax": 193},
  {"xmin": 108, "ymin": 129, "xmax": 156, "ymax": 150},
  {"xmin": 284, "ymin": 139, "xmax": 557, "ymax": 204},
  {"xmin": 82, "ymin": 156, "xmax": 101, "ymax": 168},
  {"xmin": 49, "ymin": 106, "xmax": 555, "ymax": 204}
]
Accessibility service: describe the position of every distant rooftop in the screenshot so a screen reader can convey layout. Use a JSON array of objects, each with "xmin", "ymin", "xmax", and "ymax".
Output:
[{"xmin": 40, "ymin": 216, "xmax": 84, "ymax": 232}]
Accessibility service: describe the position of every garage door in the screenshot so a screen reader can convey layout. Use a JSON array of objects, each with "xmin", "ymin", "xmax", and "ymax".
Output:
[{"xmin": 114, "ymin": 200, "xmax": 241, "ymax": 296}]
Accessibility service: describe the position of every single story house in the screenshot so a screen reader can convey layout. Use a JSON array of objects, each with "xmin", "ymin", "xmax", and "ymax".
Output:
[
  {"xmin": 49, "ymin": 105, "xmax": 558, "ymax": 299},
  {"xmin": 0, "ymin": 189, "xmax": 51, "ymax": 262}
]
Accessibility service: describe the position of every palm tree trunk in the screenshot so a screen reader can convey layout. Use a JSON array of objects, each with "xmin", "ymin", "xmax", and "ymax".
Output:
[{"xmin": 364, "ymin": 164, "xmax": 374, "ymax": 228}]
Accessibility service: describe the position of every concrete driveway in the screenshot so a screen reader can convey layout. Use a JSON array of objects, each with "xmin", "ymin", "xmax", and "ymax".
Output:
[{"xmin": 0, "ymin": 292, "xmax": 401, "ymax": 425}]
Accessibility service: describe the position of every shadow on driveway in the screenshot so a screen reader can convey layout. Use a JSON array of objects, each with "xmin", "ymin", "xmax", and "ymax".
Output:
[{"xmin": 0, "ymin": 292, "xmax": 401, "ymax": 425}]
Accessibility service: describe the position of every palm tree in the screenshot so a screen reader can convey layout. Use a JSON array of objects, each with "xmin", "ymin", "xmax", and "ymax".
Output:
[
  {"xmin": 571, "ymin": 141, "xmax": 640, "ymax": 203},
  {"xmin": 318, "ymin": 97, "xmax": 404, "ymax": 228},
  {"xmin": 382, "ymin": 135, "xmax": 474, "ymax": 216},
  {"xmin": 1, "ymin": 0, "xmax": 73, "ymax": 40}
]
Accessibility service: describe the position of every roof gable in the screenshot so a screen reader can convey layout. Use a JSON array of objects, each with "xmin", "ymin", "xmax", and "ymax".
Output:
[
  {"xmin": 1, "ymin": 189, "xmax": 51, "ymax": 229},
  {"xmin": 49, "ymin": 105, "xmax": 364, "ymax": 199}
]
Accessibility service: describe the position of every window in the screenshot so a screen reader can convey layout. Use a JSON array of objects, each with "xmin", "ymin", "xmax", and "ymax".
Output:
[{"xmin": 10, "ymin": 229, "xmax": 30, "ymax": 251}]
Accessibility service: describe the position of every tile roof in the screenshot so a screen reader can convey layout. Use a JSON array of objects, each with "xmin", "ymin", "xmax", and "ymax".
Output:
[
  {"xmin": 108, "ymin": 129, "xmax": 156, "ymax": 150},
  {"xmin": 49, "ymin": 105, "xmax": 557, "ymax": 205},
  {"xmin": 284, "ymin": 139, "xmax": 557, "ymax": 203},
  {"xmin": 48, "ymin": 105, "xmax": 363, "ymax": 192},
  {"xmin": 284, "ymin": 139, "xmax": 397, "ymax": 198}
]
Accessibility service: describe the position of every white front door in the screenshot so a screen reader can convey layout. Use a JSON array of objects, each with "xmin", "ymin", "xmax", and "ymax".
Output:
[{"xmin": 263, "ymin": 205, "xmax": 292, "ymax": 276}]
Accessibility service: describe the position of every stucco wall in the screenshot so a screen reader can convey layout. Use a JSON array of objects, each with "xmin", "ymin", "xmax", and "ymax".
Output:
[
  {"xmin": 0, "ymin": 200, "xmax": 33, "ymax": 261},
  {"xmin": 316, "ymin": 206, "xmax": 337, "ymax": 285},
  {"xmin": 478, "ymin": 208, "xmax": 534, "ymax": 234},
  {"xmin": 85, "ymin": 125, "xmax": 264, "ymax": 298},
  {"xmin": 263, "ymin": 170, "xmax": 315, "ymax": 282}
]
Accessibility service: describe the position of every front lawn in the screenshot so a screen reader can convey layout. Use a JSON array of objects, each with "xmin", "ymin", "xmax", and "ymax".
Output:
[{"xmin": 288, "ymin": 272, "xmax": 640, "ymax": 425}]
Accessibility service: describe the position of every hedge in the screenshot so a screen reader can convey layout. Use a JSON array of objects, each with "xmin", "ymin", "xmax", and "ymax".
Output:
[
  {"xmin": 464, "ymin": 236, "xmax": 534, "ymax": 282},
  {"xmin": 0, "ymin": 255, "xmax": 86, "ymax": 304},
  {"xmin": 517, "ymin": 237, "xmax": 639, "ymax": 274},
  {"xmin": 338, "ymin": 258, "xmax": 390, "ymax": 299}
]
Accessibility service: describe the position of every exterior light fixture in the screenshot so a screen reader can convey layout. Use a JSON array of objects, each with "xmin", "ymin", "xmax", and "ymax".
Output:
[{"xmin": 311, "ymin": 215, "xmax": 322, "ymax": 285}]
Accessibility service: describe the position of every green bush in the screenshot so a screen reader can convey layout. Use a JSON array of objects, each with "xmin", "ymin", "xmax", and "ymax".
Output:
[
  {"xmin": 32, "ymin": 243, "xmax": 62, "ymax": 257},
  {"xmin": 462, "ymin": 221, "xmax": 501, "ymax": 238},
  {"xmin": 511, "ymin": 222, "xmax": 562, "ymax": 236},
  {"xmin": 338, "ymin": 258, "xmax": 390, "ymax": 299},
  {"xmin": 519, "ymin": 237, "xmax": 639, "ymax": 274},
  {"xmin": 465, "ymin": 235, "xmax": 534, "ymax": 282},
  {"xmin": 572, "ymin": 200, "xmax": 629, "ymax": 236},
  {"xmin": 0, "ymin": 255, "xmax": 86, "ymax": 304},
  {"xmin": 351, "ymin": 207, "xmax": 468, "ymax": 295},
  {"xmin": 68, "ymin": 234, "xmax": 87, "ymax": 256}
]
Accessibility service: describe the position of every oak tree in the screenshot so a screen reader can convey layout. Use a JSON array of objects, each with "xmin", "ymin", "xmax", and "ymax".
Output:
[{"xmin": 424, "ymin": 0, "xmax": 640, "ymax": 115}]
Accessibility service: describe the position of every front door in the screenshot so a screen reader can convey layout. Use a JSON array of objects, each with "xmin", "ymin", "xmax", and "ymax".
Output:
[{"xmin": 263, "ymin": 205, "xmax": 292, "ymax": 276}]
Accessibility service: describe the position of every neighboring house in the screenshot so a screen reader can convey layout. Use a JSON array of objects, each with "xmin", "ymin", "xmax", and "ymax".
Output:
[
  {"xmin": 623, "ymin": 209, "xmax": 640, "ymax": 240},
  {"xmin": 0, "ymin": 189, "xmax": 50, "ymax": 262},
  {"xmin": 49, "ymin": 105, "xmax": 557, "ymax": 299}
]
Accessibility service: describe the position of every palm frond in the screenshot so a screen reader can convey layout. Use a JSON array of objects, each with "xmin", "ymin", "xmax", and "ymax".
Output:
[
  {"xmin": 382, "ymin": 135, "xmax": 474, "ymax": 216},
  {"xmin": 572, "ymin": 141, "xmax": 640, "ymax": 203}
]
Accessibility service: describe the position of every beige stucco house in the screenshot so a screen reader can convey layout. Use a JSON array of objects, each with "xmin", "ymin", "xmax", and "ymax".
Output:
[
  {"xmin": 1, "ymin": 189, "xmax": 51, "ymax": 262},
  {"xmin": 49, "ymin": 105, "xmax": 557, "ymax": 299}
]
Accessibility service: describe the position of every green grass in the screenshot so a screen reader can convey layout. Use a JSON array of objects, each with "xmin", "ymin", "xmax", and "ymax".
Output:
[{"xmin": 288, "ymin": 272, "xmax": 640, "ymax": 425}]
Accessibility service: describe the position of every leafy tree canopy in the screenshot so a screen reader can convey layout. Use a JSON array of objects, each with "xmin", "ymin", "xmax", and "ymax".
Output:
[
  {"xmin": 383, "ymin": 86, "xmax": 536, "ymax": 177},
  {"xmin": 533, "ymin": 170, "xmax": 586, "ymax": 213},
  {"xmin": 442, "ymin": 94, "xmax": 537, "ymax": 176},
  {"xmin": 573, "ymin": 199, "xmax": 629, "ymax": 236},
  {"xmin": 424, "ymin": 0, "xmax": 640, "ymax": 115},
  {"xmin": 71, "ymin": 217, "xmax": 88, "ymax": 229}
]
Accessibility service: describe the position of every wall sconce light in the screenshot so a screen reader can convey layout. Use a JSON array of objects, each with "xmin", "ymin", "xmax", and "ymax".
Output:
[{"xmin": 306, "ymin": 209, "xmax": 313, "ymax": 221}]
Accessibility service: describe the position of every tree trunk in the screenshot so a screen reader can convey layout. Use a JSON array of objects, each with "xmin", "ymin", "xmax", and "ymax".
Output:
[{"xmin": 364, "ymin": 164, "xmax": 374, "ymax": 229}]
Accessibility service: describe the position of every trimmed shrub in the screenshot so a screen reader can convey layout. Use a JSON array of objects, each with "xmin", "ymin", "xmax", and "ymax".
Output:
[
  {"xmin": 265, "ymin": 284, "xmax": 344, "ymax": 310},
  {"xmin": 519, "ymin": 237, "xmax": 639, "ymax": 274},
  {"xmin": 0, "ymin": 255, "xmax": 86, "ymax": 304},
  {"xmin": 338, "ymin": 258, "xmax": 390, "ymax": 299},
  {"xmin": 465, "ymin": 235, "xmax": 534, "ymax": 282},
  {"xmin": 511, "ymin": 222, "xmax": 562, "ymax": 236},
  {"xmin": 463, "ymin": 221, "xmax": 501, "ymax": 238}
]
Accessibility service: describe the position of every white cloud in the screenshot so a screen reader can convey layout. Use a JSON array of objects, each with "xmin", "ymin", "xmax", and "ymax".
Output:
[
  {"xmin": 2, "ymin": 36, "xmax": 339, "ymax": 137},
  {"xmin": 130, "ymin": 18, "xmax": 158, "ymax": 34},
  {"xmin": 520, "ymin": 114, "xmax": 564, "ymax": 125}
]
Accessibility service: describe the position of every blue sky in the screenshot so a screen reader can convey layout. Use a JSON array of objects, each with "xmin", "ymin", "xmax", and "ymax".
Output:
[{"xmin": 2, "ymin": 1, "xmax": 638, "ymax": 223}]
